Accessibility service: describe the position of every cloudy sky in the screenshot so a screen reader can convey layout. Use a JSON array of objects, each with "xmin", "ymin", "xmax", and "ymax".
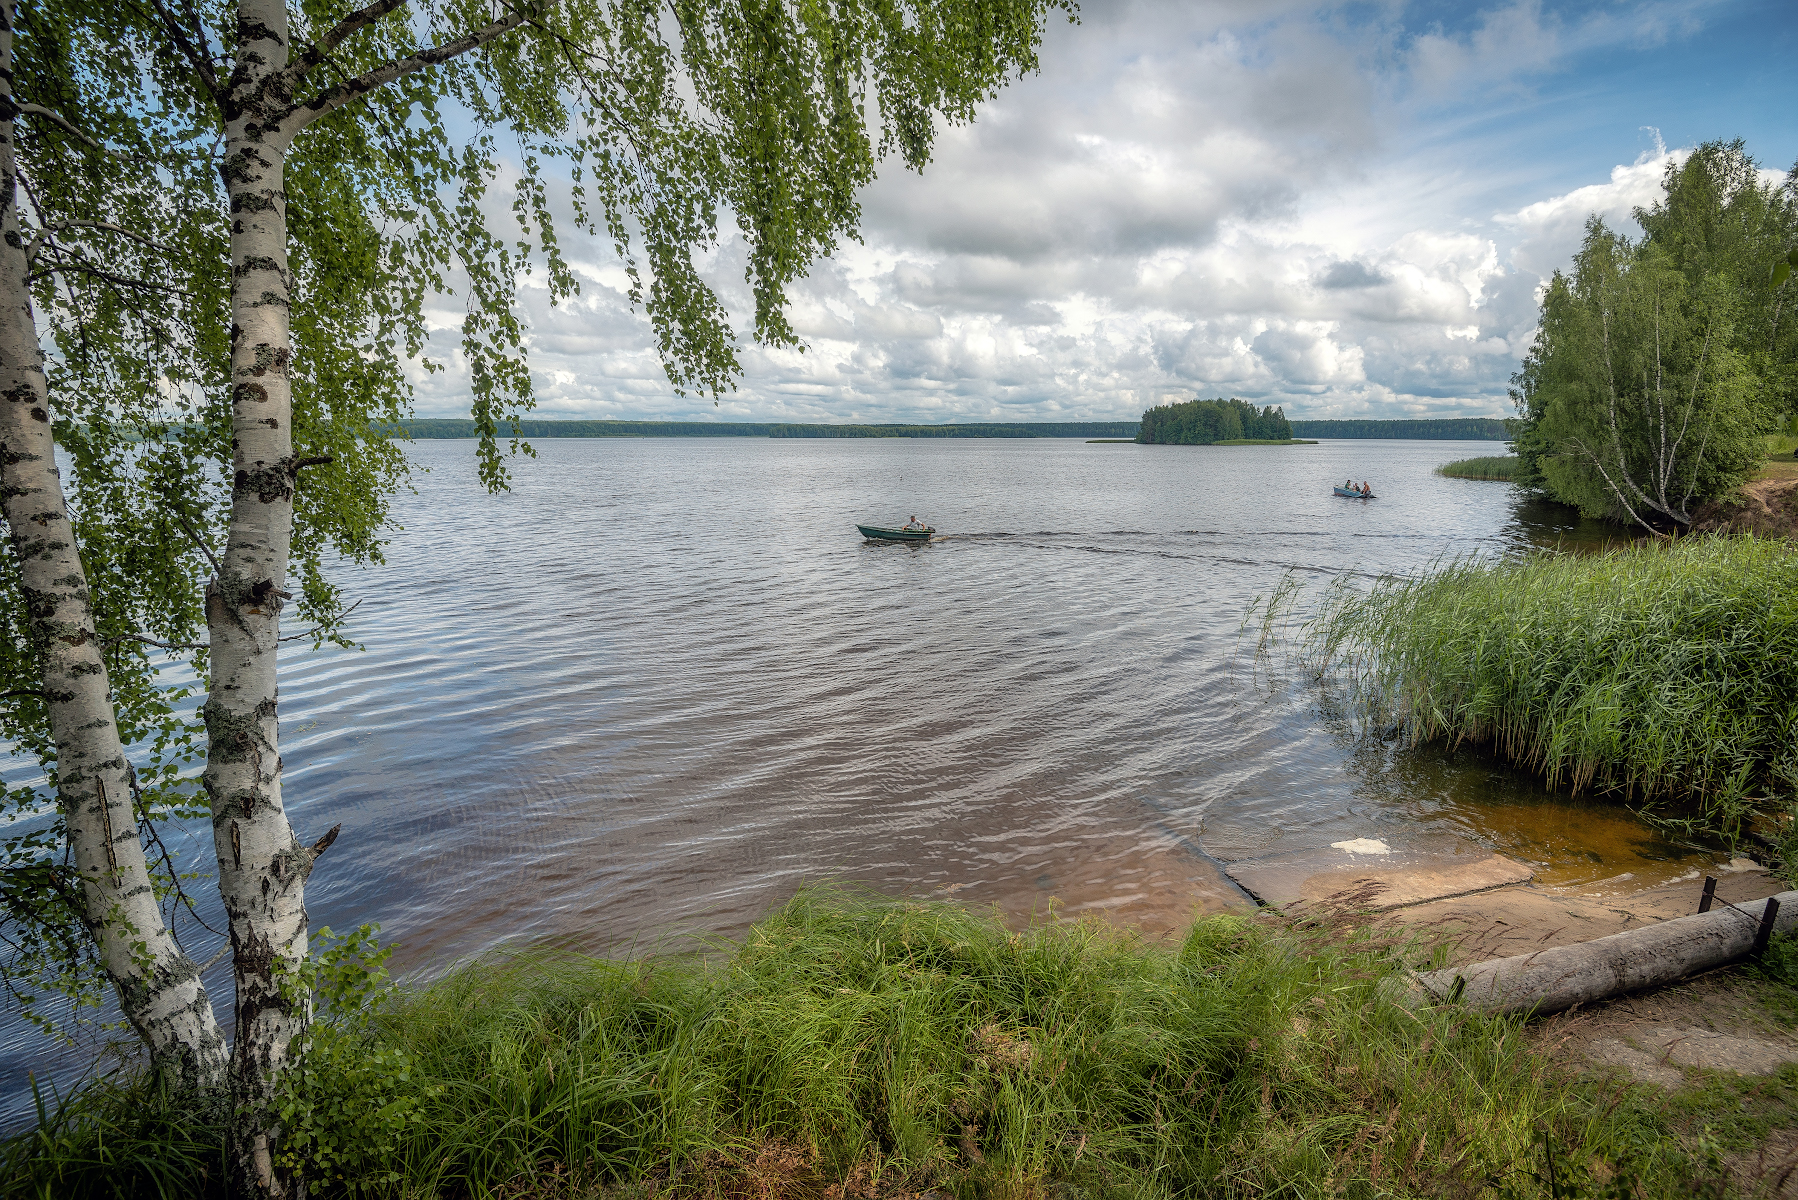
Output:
[{"xmin": 415, "ymin": 0, "xmax": 1798, "ymax": 425}]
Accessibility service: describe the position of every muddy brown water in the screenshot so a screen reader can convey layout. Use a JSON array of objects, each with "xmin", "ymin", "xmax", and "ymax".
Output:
[{"xmin": 0, "ymin": 437, "xmax": 1715, "ymax": 1125}]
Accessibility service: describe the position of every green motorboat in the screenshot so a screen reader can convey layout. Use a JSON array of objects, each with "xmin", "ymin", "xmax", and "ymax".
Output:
[{"xmin": 857, "ymin": 523, "xmax": 934, "ymax": 542}]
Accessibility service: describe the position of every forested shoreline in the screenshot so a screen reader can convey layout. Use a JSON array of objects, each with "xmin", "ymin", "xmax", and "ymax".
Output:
[{"xmin": 1290, "ymin": 417, "xmax": 1509, "ymax": 440}]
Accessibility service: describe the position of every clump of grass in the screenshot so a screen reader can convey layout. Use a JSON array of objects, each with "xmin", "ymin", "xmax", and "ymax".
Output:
[
  {"xmin": 1436, "ymin": 456, "xmax": 1518, "ymax": 481},
  {"xmin": 1304, "ymin": 538, "xmax": 1798, "ymax": 846},
  {"xmin": 3, "ymin": 888, "xmax": 1702, "ymax": 1198},
  {"xmin": 0, "ymin": 1070, "xmax": 227, "ymax": 1199}
]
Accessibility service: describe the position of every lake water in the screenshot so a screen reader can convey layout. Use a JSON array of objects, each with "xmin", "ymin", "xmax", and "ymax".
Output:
[{"xmin": 0, "ymin": 436, "xmax": 1704, "ymax": 1125}]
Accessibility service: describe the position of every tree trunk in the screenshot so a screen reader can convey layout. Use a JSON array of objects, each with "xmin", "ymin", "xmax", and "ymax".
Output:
[
  {"xmin": 212, "ymin": 5, "xmax": 333, "ymax": 1194},
  {"xmin": 0, "ymin": 0, "xmax": 226, "ymax": 1092},
  {"xmin": 1402, "ymin": 891, "xmax": 1798, "ymax": 1016}
]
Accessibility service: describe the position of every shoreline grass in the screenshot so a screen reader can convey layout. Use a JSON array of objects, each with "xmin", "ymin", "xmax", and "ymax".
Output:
[
  {"xmin": 2, "ymin": 888, "xmax": 1707, "ymax": 1199},
  {"xmin": 1301, "ymin": 538, "xmax": 1798, "ymax": 850},
  {"xmin": 1436, "ymin": 456, "xmax": 1518, "ymax": 481}
]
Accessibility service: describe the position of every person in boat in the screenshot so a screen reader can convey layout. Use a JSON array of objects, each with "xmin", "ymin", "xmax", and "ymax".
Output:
[
  {"xmin": 1343, "ymin": 478, "xmax": 1354, "ymax": 492},
  {"xmin": 902, "ymin": 515, "xmax": 926, "ymax": 531},
  {"xmin": 1360, "ymin": 480, "xmax": 1373, "ymax": 497}
]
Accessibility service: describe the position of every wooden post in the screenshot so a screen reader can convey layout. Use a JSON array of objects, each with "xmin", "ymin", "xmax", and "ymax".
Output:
[
  {"xmin": 1698, "ymin": 876, "xmax": 1717, "ymax": 913},
  {"xmin": 1754, "ymin": 898, "xmax": 1781, "ymax": 960}
]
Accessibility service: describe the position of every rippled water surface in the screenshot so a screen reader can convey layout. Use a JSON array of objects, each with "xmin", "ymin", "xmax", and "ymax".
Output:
[{"xmin": 2, "ymin": 436, "xmax": 1698, "ymax": 1122}]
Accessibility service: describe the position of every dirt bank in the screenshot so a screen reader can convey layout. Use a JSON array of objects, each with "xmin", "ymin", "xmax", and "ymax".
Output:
[{"xmin": 1693, "ymin": 477, "xmax": 1798, "ymax": 538}]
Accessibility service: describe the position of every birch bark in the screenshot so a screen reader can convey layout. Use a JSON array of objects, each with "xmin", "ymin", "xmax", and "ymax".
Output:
[
  {"xmin": 0, "ymin": 0, "xmax": 226, "ymax": 1090},
  {"xmin": 212, "ymin": 5, "xmax": 334, "ymax": 1193}
]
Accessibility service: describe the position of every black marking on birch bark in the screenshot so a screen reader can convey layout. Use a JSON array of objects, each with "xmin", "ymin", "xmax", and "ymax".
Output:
[
  {"xmin": 233, "ymin": 382, "xmax": 268, "ymax": 404},
  {"xmin": 231, "ymin": 820, "xmax": 241, "ymax": 869},
  {"xmin": 229, "ymin": 924, "xmax": 280, "ymax": 1030},
  {"xmin": 233, "ymin": 255, "xmax": 282, "ymax": 279},
  {"xmin": 97, "ymin": 778, "xmax": 119, "ymax": 879},
  {"xmin": 245, "ymin": 343, "xmax": 289, "ymax": 377},
  {"xmin": 234, "ymin": 460, "xmax": 293, "ymax": 504},
  {"xmin": 248, "ymin": 578, "xmax": 291, "ymax": 606}
]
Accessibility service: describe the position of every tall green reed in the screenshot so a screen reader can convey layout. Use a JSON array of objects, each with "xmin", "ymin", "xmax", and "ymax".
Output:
[
  {"xmin": 1302, "ymin": 537, "xmax": 1798, "ymax": 844},
  {"xmin": 1436, "ymin": 456, "xmax": 1519, "ymax": 481}
]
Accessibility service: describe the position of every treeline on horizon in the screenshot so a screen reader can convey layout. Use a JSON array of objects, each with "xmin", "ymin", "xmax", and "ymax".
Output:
[
  {"xmin": 1288, "ymin": 417, "xmax": 1510, "ymax": 440},
  {"xmin": 392, "ymin": 418, "xmax": 1141, "ymax": 439},
  {"xmin": 384, "ymin": 416, "xmax": 1515, "ymax": 441},
  {"xmin": 1136, "ymin": 398, "xmax": 1292, "ymax": 444}
]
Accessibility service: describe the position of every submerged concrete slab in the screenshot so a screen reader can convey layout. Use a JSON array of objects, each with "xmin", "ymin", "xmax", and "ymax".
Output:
[{"xmin": 1224, "ymin": 845, "xmax": 1533, "ymax": 912}]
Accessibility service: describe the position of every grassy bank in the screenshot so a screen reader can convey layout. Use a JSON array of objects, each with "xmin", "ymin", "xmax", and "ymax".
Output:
[
  {"xmin": 4, "ymin": 889, "xmax": 1706, "ymax": 1199},
  {"xmin": 1435, "ymin": 456, "xmax": 1517, "ymax": 481},
  {"xmin": 1303, "ymin": 537, "xmax": 1798, "ymax": 848}
]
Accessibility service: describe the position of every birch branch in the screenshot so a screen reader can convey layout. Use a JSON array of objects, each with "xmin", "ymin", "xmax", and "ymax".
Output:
[
  {"xmin": 144, "ymin": 0, "xmax": 221, "ymax": 103},
  {"xmin": 25, "ymin": 220, "xmax": 172, "ymax": 266},
  {"xmin": 288, "ymin": 0, "xmax": 410, "ymax": 81},
  {"xmin": 16, "ymin": 104, "xmax": 101, "ymax": 148},
  {"xmin": 1569, "ymin": 435, "xmax": 1664, "ymax": 537},
  {"xmin": 277, "ymin": 598, "xmax": 364, "ymax": 641},
  {"xmin": 106, "ymin": 633, "xmax": 207, "ymax": 651},
  {"xmin": 26, "ymin": 257, "xmax": 194, "ymax": 295},
  {"xmin": 283, "ymin": 5, "xmax": 538, "ymax": 135},
  {"xmin": 171, "ymin": 510, "xmax": 222, "ymax": 575}
]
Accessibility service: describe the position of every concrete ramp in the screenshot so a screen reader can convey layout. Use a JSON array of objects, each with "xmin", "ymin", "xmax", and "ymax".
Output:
[{"xmin": 1224, "ymin": 845, "xmax": 1533, "ymax": 912}]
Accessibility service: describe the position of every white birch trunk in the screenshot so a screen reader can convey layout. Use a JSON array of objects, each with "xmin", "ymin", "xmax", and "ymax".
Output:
[
  {"xmin": 0, "ymin": 0, "xmax": 226, "ymax": 1090},
  {"xmin": 212, "ymin": 6, "xmax": 336, "ymax": 1193}
]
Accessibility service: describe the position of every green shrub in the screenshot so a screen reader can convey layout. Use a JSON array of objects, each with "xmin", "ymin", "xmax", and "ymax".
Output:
[{"xmin": 272, "ymin": 926, "xmax": 435, "ymax": 1195}]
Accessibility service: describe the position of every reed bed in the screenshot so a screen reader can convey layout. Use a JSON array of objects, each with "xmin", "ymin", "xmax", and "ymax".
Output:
[
  {"xmin": 1435, "ymin": 456, "xmax": 1518, "ymax": 481},
  {"xmin": 1305, "ymin": 537, "xmax": 1798, "ymax": 838},
  {"xmin": 4, "ymin": 888, "xmax": 1690, "ymax": 1199}
]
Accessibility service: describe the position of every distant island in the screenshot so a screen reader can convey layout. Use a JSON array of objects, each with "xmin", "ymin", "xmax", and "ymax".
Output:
[
  {"xmin": 1136, "ymin": 399, "xmax": 1294, "ymax": 444},
  {"xmin": 388, "ymin": 416, "xmax": 1513, "ymax": 441}
]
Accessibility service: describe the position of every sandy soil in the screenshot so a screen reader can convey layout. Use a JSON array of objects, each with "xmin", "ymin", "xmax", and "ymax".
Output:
[{"xmin": 1693, "ymin": 475, "xmax": 1798, "ymax": 536}]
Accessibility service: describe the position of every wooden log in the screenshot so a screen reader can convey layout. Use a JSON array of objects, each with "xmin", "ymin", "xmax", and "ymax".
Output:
[{"xmin": 1403, "ymin": 891, "xmax": 1798, "ymax": 1016}]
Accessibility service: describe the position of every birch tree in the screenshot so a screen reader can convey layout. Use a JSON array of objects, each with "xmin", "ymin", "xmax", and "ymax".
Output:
[
  {"xmin": 1, "ymin": 0, "xmax": 415, "ymax": 1083},
  {"xmin": 0, "ymin": 0, "xmax": 232, "ymax": 1090},
  {"xmin": 4, "ymin": 0, "xmax": 1073, "ymax": 1193},
  {"xmin": 1512, "ymin": 142, "xmax": 1798, "ymax": 528}
]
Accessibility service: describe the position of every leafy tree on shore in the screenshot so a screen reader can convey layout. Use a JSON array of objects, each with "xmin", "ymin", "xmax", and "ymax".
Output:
[
  {"xmin": 0, "ymin": 0, "xmax": 1073, "ymax": 1193},
  {"xmin": 1137, "ymin": 397, "xmax": 1290, "ymax": 444},
  {"xmin": 1512, "ymin": 141, "xmax": 1798, "ymax": 530}
]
